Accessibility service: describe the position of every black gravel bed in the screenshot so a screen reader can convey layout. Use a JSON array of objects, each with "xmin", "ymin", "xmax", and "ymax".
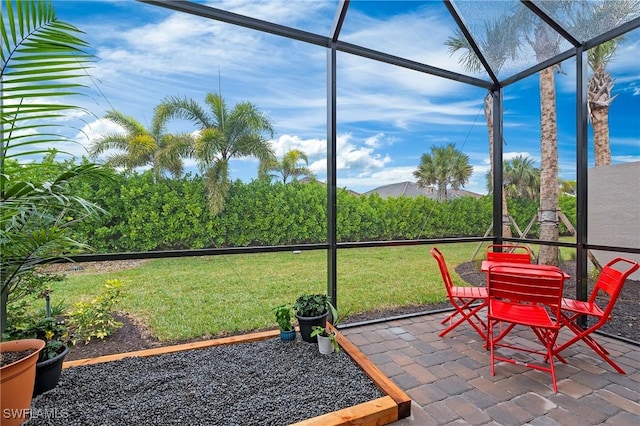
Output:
[{"xmin": 27, "ymin": 338, "xmax": 384, "ymax": 426}]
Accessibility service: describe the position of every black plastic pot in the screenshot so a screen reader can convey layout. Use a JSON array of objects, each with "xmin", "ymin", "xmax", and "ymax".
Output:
[
  {"xmin": 33, "ymin": 345, "xmax": 69, "ymax": 396},
  {"xmin": 295, "ymin": 312, "xmax": 328, "ymax": 343}
]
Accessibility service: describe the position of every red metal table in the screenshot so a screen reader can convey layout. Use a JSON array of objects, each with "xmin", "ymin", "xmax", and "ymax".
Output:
[{"xmin": 481, "ymin": 261, "xmax": 571, "ymax": 280}]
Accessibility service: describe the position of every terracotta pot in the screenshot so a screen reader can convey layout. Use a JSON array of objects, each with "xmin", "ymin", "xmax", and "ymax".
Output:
[
  {"xmin": 34, "ymin": 344, "xmax": 69, "ymax": 396},
  {"xmin": 1, "ymin": 339, "xmax": 46, "ymax": 426}
]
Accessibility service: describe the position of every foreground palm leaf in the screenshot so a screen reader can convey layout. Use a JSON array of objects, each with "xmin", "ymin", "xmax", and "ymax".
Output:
[
  {"xmin": 1, "ymin": 0, "xmax": 93, "ymax": 163},
  {"xmin": 1, "ymin": 0, "xmax": 105, "ymax": 332}
]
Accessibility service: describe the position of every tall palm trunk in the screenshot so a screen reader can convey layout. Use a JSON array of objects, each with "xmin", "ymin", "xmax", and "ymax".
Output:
[
  {"xmin": 484, "ymin": 93, "xmax": 512, "ymax": 239},
  {"xmin": 538, "ymin": 67, "xmax": 559, "ymax": 265},
  {"xmin": 589, "ymin": 66, "xmax": 613, "ymax": 166}
]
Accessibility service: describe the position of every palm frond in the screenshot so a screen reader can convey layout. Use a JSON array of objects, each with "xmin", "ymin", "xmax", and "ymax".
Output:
[
  {"xmin": 1, "ymin": 0, "xmax": 94, "ymax": 166},
  {"xmin": 157, "ymin": 96, "xmax": 212, "ymax": 128}
]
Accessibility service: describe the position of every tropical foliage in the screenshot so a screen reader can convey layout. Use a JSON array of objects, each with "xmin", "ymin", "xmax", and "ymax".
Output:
[
  {"xmin": 1, "ymin": 0, "xmax": 107, "ymax": 331},
  {"xmin": 155, "ymin": 92, "xmax": 276, "ymax": 214},
  {"xmin": 413, "ymin": 143, "xmax": 473, "ymax": 202},
  {"xmin": 577, "ymin": 0, "xmax": 639, "ymax": 166},
  {"xmin": 445, "ymin": 15, "xmax": 519, "ymax": 237},
  {"xmin": 486, "ymin": 155, "xmax": 540, "ymax": 200},
  {"xmin": 68, "ymin": 170, "xmax": 579, "ymax": 252},
  {"xmin": 265, "ymin": 149, "xmax": 315, "ymax": 184},
  {"xmin": 89, "ymin": 110, "xmax": 193, "ymax": 180}
]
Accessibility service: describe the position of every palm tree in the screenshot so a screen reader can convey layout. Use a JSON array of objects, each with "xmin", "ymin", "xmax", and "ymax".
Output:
[
  {"xmin": 156, "ymin": 93, "xmax": 276, "ymax": 214},
  {"xmin": 503, "ymin": 155, "xmax": 540, "ymax": 200},
  {"xmin": 511, "ymin": 4, "xmax": 566, "ymax": 265},
  {"xmin": 413, "ymin": 143, "xmax": 473, "ymax": 202},
  {"xmin": 1, "ymin": 0, "xmax": 107, "ymax": 331},
  {"xmin": 519, "ymin": 1, "xmax": 638, "ymax": 264},
  {"xmin": 575, "ymin": 0, "xmax": 638, "ymax": 166},
  {"xmin": 446, "ymin": 15, "xmax": 519, "ymax": 237},
  {"xmin": 89, "ymin": 110, "xmax": 193, "ymax": 180},
  {"xmin": 486, "ymin": 155, "xmax": 540, "ymax": 200},
  {"xmin": 587, "ymin": 41, "xmax": 616, "ymax": 166},
  {"xmin": 265, "ymin": 149, "xmax": 315, "ymax": 184}
]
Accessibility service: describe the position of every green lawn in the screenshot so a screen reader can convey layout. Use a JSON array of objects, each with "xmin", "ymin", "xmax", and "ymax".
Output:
[{"xmin": 48, "ymin": 241, "xmax": 576, "ymax": 341}]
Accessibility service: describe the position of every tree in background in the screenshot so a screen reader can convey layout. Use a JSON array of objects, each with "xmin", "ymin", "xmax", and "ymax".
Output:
[
  {"xmin": 512, "ymin": 2, "xmax": 565, "ymax": 265},
  {"xmin": 89, "ymin": 110, "xmax": 193, "ymax": 181},
  {"xmin": 414, "ymin": 143, "xmax": 473, "ymax": 202},
  {"xmin": 559, "ymin": 179, "xmax": 577, "ymax": 196},
  {"xmin": 486, "ymin": 155, "xmax": 540, "ymax": 200},
  {"xmin": 446, "ymin": 15, "xmax": 519, "ymax": 237},
  {"xmin": 574, "ymin": 0, "xmax": 638, "ymax": 166},
  {"xmin": 587, "ymin": 41, "xmax": 616, "ymax": 166},
  {"xmin": 156, "ymin": 93, "xmax": 276, "ymax": 214},
  {"xmin": 503, "ymin": 155, "xmax": 540, "ymax": 200},
  {"xmin": 264, "ymin": 149, "xmax": 315, "ymax": 184}
]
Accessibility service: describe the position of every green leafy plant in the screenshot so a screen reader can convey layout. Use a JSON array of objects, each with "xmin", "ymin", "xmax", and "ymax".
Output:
[
  {"xmin": 1, "ymin": 0, "xmax": 108, "ymax": 334},
  {"xmin": 3, "ymin": 315, "xmax": 72, "ymax": 361},
  {"xmin": 293, "ymin": 294, "xmax": 331, "ymax": 318},
  {"xmin": 67, "ymin": 280, "xmax": 123, "ymax": 343},
  {"xmin": 310, "ymin": 301, "xmax": 339, "ymax": 353},
  {"xmin": 272, "ymin": 303, "xmax": 294, "ymax": 331},
  {"xmin": 2, "ymin": 274, "xmax": 72, "ymax": 361}
]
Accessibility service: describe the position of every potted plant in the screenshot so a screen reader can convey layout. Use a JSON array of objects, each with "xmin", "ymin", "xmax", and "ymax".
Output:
[
  {"xmin": 272, "ymin": 304, "xmax": 296, "ymax": 341},
  {"xmin": 0, "ymin": 339, "xmax": 46, "ymax": 426},
  {"xmin": 3, "ymin": 283, "xmax": 73, "ymax": 396},
  {"xmin": 293, "ymin": 294, "xmax": 333, "ymax": 343},
  {"xmin": 310, "ymin": 302, "xmax": 340, "ymax": 354}
]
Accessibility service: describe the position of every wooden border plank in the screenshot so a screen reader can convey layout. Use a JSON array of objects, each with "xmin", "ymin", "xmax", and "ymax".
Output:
[
  {"xmin": 289, "ymin": 396, "xmax": 398, "ymax": 426},
  {"xmin": 331, "ymin": 324, "xmax": 412, "ymax": 419},
  {"xmin": 64, "ymin": 329, "xmax": 279, "ymax": 368}
]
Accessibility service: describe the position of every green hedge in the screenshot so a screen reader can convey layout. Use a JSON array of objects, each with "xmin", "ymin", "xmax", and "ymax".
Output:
[{"xmin": 71, "ymin": 170, "xmax": 576, "ymax": 252}]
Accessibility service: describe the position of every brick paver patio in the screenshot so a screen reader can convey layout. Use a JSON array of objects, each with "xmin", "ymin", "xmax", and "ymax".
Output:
[{"xmin": 341, "ymin": 312, "xmax": 640, "ymax": 425}]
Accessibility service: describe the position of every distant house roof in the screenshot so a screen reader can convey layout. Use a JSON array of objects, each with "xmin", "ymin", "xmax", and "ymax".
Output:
[
  {"xmin": 298, "ymin": 177, "xmax": 360, "ymax": 196},
  {"xmin": 364, "ymin": 181, "xmax": 482, "ymax": 200}
]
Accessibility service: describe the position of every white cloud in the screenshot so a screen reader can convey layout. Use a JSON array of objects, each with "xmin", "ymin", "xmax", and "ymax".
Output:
[
  {"xmin": 364, "ymin": 133, "xmax": 385, "ymax": 148},
  {"xmin": 271, "ymin": 133, "xmax": 391, "ymax": 178}
]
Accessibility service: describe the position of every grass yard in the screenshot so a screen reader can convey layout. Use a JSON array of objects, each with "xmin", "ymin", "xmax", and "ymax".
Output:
[{"xmin": 47, "ymin": 241, "xmax": 576, "ymax": 341}]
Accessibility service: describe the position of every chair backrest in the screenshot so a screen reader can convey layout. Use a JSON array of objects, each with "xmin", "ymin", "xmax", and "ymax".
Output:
[
  {"xmin": 488, "ymin": 264, "xmax": 565, "ymax": 318},
  {"xmin": 430, "ymin": 247, "xmax": 454, "ymax": 293},
  {"xmin": 588, "ymin": 257, "xmax": 639, "ymax": 318},
  {"xmin": 486, "ymin": 244, "xmax": 532, "ymax": 264}
]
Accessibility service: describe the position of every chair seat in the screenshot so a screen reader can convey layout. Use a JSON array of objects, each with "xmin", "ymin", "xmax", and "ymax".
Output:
[
  {"xmin": 451, "ymin": 286, "xmax": 488, "ymax": 299},
  {"xmin": 489, "ymin": 300, "xmax": 555, "ymax": 328},
  {"xmin": 561, "ymin": 298, "xmax": 604, "ymax": 318}
]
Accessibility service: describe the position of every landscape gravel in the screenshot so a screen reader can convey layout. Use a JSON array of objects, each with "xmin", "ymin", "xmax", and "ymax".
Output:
[{"xmin": 26, "ymin": 337, "xmax": 384, "ymax": 426}]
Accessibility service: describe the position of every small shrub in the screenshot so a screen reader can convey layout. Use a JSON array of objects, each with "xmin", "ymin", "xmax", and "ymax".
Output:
[{"xmin": 68, "ymin": 279, "xmax": 123, "ymax": 343}]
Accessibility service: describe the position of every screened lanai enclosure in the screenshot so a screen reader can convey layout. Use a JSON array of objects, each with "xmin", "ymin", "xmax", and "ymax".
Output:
[{"xmin": 5, "ymin": 1, "xmax": 639, "ymax": 339}]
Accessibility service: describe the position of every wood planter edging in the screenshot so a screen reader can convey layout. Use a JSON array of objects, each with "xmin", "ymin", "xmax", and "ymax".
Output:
[
  {"xmin": 330, "ymin": 323, "xmax": 412, "ymax": 420},
  {"xmin": 63, "ymin": 329, "xmax": 280, "ymax": 368},
  {"xmin": 63, "ymin": 326, "xmax": 411, "ymax": 425}
]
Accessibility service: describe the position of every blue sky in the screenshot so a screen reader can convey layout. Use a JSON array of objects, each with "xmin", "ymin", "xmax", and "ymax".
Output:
[{"xmin": 49, "ymin": 0, "xmax": 640, "ymax": 195}]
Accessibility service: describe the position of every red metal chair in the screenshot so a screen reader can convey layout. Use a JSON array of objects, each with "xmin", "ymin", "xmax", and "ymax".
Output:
[
  {"xmin": 487, "ymin": 264, "xmax": 565, "ymax": 393},
  {"xmin": 485, "ymin": 243, "xmax": 532, "ymax": 264},
  {"xmin": 431, "ymin": 247, "xmax": 488, "ymax": 340},
  {"xmin": 554, "ymin": 257, "xmax": 639, "ymax": 374}
]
